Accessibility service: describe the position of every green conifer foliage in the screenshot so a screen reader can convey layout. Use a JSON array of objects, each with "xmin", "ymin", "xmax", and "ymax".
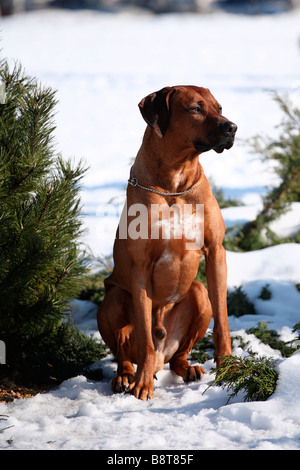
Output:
[
  {"xmin": 224, "ymin": 92, "xmax": 300, "ymax": 251},
  {"xmin": 209, "ymin": 354, "xmax": 279, "ymax": 403},
  {"xmin": 0, "ymin": 60, "xmax": 100, "ymax": 381}
]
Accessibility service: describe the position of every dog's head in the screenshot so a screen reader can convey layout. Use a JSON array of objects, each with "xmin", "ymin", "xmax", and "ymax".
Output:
[{"xmin": 138, "ymin": 85, "xmax": 237, "ymax": 154}]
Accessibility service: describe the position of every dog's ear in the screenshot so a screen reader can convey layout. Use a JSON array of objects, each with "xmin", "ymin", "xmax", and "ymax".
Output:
[{"xmin": 138, "ymin": 87, "xmax": 175, "ymax": 138}]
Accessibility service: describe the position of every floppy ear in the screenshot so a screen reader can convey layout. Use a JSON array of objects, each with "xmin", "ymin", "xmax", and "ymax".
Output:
[{"xmin": 138, "ymin": 87, "xmax": 175, "ymax": 138}]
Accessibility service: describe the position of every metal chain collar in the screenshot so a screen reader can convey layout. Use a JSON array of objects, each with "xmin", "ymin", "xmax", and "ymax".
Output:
[{"xmin": 128, "ymin": 168, "xmax": 201, "ymax": 197}]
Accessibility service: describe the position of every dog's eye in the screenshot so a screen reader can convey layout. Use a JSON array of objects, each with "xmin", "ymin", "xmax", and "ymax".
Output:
[
  {"xmin": 218, "ymin": 105, "xmax": 222, "ymax": 114},
  {"xmin": 189, "ymin": 105, "xmax": 203, "ymax": 113}
]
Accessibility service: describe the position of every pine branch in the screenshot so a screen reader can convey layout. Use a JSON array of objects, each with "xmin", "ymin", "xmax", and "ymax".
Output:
[
  {"xmin": 206, "ymin": 354, "xmax": 279, "ymax": 403},
  {"xmin": 241, "ymin": 170, "xmax": 298, "ymax": 239},
  {"xmin": 10, "ymin": 162, "xmax": 37, "ymax": 193},
  {"xmin": 37, "ymin": 185, "xmax": 54, "ymax": 227},
  {"xmin": 54, "ymin": 268, "xmax": 70, "ymax": 290}
]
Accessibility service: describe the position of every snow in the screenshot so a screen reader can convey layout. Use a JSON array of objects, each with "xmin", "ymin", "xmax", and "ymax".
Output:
[{"xmin": 1, "ymin": 7, "xmax": 300, "ymax": 451}]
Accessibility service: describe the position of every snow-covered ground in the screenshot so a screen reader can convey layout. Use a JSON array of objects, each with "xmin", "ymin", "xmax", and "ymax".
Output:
[{"xmin": 0, "ymin": 7, "xmax": 300, "ymax": 450}]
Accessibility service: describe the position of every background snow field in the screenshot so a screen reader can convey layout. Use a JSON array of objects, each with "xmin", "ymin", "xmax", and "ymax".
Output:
[{"xmin": 0, "ymin": 7, "xmax": 300, "ymax": 450}]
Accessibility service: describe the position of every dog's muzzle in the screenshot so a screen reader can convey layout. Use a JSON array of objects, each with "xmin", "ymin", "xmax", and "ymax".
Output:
[
  {"xmin": 195, "ymin": 120, "xmax": 237, "ymax": 154},
  {"xmin": 213, "ymin": 121, "xmax": 237, "ymax": 153}
]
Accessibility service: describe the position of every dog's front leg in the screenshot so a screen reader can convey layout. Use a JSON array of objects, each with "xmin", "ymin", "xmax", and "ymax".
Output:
[
  {"xmin": 127, "ymin": 268, "xmax": 155, "ymax": 400},
  {"xmin": 204, "ymin": 244, "xmax": 232, "ymax": 365}
]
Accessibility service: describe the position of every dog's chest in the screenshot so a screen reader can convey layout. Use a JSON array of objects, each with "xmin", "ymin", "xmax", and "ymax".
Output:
[
  {"xmin": 149, "ymin": 201, "xmax": 204, "ymax": 251},
  {"xmin": 150, "ymin": 201, "xmax": 202, "ymax": 303},
  {"xmin": 152, "ymin": 246, "xmax": 200, "ymax": 304}
]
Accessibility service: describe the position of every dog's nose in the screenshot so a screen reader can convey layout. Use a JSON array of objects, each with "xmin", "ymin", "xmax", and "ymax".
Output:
[{"xmin": 221, "ymin": 121, "xmax": 237, "ymax": 136}]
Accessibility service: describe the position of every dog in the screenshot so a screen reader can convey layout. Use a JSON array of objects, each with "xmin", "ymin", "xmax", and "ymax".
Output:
[{"xmin": 97, "ymin": 86, "xmax": 237, "ymax": 400}]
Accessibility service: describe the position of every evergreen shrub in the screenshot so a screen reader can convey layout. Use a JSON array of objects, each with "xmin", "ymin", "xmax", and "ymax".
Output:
[{"xmin": 0, "ymin": 60, "xmax": 105, "ymax": 384}]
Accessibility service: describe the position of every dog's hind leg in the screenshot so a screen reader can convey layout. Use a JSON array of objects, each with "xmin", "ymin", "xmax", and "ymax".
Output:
[
  {"xmin": 166, "ymin": 281, "xmax": 212, "ymax": 382},
  {"xmin": 97, "ymin": 286, "xmax": 136, "ymax": 393}
]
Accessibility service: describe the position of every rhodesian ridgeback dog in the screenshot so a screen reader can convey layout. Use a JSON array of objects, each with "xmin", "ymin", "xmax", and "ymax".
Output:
[{"xmin": 97, "ymin": 86, "xmax": 237, "ymax": 400}]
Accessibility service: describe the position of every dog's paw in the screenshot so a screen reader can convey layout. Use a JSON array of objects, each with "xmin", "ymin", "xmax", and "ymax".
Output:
[
  {"xmin": 184, "ymin": 365, "xmax": 204, "ymax": 383},
  {"xmin": 125, "ymin": 370, "xmax": 155, "ymax": 400},
  {"xmin": 127, "ymin": 382, "xmax": 155, "ymax": 401},
  {"xmin": 112, "ymin": 374, "xmax": 135, "ymax": 393}
]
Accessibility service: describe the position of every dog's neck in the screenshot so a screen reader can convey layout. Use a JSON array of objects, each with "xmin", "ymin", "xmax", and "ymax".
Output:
[{"xmin": 133, "ymin": 128, "xmax": 202, "ymax": 194}]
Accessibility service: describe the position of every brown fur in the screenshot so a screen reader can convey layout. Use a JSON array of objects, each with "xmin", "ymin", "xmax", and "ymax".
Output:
[{"xmin": 97, "ymin": 86, "xmax": 237, "ymax": 400}]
